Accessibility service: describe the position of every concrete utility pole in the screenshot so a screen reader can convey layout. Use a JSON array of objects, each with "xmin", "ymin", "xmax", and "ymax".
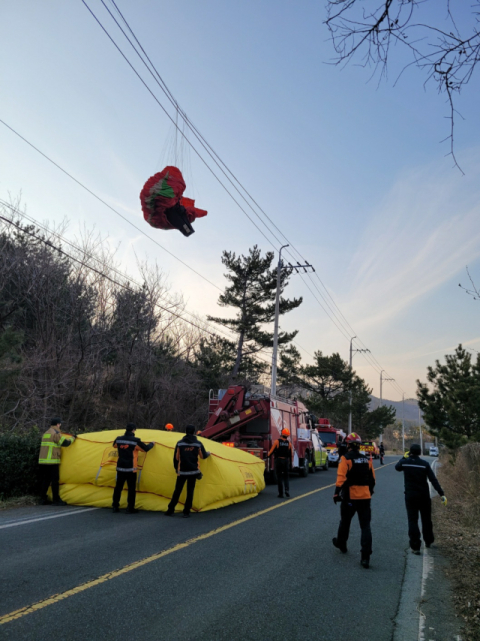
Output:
[
  {"xmin": 270, "ymin": 246, "xmax": 314, "ymax": 397},
  {"xmin": 419, "ymin": 405, "xmax": 423, "ymax": 454},
  {"xmin": 348, "ymin": 337, "xmax": 370, "ymax": 434},
  {"xmin": 402, "ymin": 393, "xmax": 405, "ymax": 453},
  {"xmin": 379, "ymin": 370, "xmax": 395, "ymax": 444}
]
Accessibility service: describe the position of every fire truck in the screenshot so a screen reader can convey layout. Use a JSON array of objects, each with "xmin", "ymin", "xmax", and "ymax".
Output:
[
  {"xmin": 315, "ymin": 418, "xmax": 346, "ymax": 466},
  {"xmin": 201, "ymin": 386, "xmax": 316, "ymax": 481}
]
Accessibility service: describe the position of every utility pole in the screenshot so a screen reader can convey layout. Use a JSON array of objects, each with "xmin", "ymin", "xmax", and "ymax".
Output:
[
  {"xmin": 402, "ymin": 393, "xmax": 405, "ymax": 453},
  {"xmin": 419, "ymin": 405, "xmax": 423, "ymax": 454},
  {"xmin": 379, "ymin": 370, "xmax": 395, "ymax": 444},
  {"xmin": 348, "ymin": 337, "xmax": 370, "ymax": 434},
  {"xmin": 270, "ymin": 246, "xmax": 314, "ymax": 397}
]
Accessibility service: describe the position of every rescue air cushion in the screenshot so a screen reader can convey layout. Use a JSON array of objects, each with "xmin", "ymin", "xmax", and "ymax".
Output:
[{"xmin": 55, "ymin": 430, "xmax": 265, "ymax": 512}]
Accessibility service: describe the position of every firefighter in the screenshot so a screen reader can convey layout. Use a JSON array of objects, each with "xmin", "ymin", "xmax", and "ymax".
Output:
[
  {"xmin": 112, "ymin": 423, "xmax": 154, "ymax": 514},
  {"xmin": 337, "ymin": 436, "xmax": 348, "ymax": 463},
  {"xmin": 395, "ymin": 443, "xmax": 446, "ymax": 554},
  {"xmin": 379, "ymin": 442, "xmax": 385, "ymax": 465},
  {"xmin": 165, "ymin": 425, "xmax": 210, "ymax": 517},
  {"xmin": 268, "ymin": 428, "xmax": 293, "ymax": 499},
  {"xmin": 332, "ymin": 432, "xmax": 376, "ymax": 569},
  {"xmin": 38, "ymin": 418, "xmax": 76, "ymax": 505}
]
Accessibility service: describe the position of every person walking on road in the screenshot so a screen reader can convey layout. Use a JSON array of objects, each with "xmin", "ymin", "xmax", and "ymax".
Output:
[
  {"xmin": 332, "ymin": 432, "xmax": 376, "ymax": 569},
  {"xmin": 166, "ymin": 425, "xmax": 210, "ymax": 518},
  {"xmin": 112, "ymin": 423, "xmax": 154, "ymax": 514},
  {"xmin": 395, "ymin": 443, "xmax": 446, "ymax": 554},
  {"xmin": 38, "ymin": 418, "xmax": 76, "ymax": 505},
  {"xmin": 268, "ymin": 428, "xmax": 293, "ymax": 498},
  {"xmin": 379, "ymin": 442, "xmax": 385, "ymax": 465}
]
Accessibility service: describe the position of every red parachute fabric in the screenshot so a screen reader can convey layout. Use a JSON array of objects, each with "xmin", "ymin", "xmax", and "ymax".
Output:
[{"xmin": 140, "ymin": 166, "xmax": 207, "ymax": 231}]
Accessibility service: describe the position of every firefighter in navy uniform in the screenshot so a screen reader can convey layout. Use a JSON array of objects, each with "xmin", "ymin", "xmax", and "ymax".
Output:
[
  {"xmin": 332, "ymin": 432, "xmax": 376, "ymax": 569},
  {"xmin": 395, "ymin": 443, "xmax": 446, "ymax": 554},
  {"xmin": 379, "ymin": 442, "xmax": 385, "ymax": 465},
  {"xmin": 166, "ymin": 425, "xmax": 210, "ymax": 517},
  {"xmin": 112, "ymin": 423, "xmax": 154, "ymax": 514},
  {"xmin": 268, "ymin": 428, "xmax": 293, "ymax": 499}
]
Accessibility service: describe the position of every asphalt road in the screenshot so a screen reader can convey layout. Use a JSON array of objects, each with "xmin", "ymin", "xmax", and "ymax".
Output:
[{"xmin": 0, "ymin": 457, "xmax": 458, "ymax": 641}]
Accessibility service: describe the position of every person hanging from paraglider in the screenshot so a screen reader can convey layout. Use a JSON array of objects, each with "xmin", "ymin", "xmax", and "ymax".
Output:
[{"xmin": 140, "ymin": 166, "xmax": 207, "ymax": 237}]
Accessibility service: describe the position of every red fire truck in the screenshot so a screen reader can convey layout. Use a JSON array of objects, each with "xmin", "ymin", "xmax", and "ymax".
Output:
[
  {"xmin": 201, "ymin": 386, "xmax": 316, "ymax": 481},
  {"xmin": 315, "ymin": 418, "xmax": 346, "ymax": 466}
]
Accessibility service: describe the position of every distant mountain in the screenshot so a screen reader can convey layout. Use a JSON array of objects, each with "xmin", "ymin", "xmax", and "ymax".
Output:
[{"xmin": 369, "ymin": 395, "xmax": 422, "ymax": 422}]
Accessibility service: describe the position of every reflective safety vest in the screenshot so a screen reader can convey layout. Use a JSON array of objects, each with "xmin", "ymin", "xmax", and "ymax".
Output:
[{"xmin": 38, "ymin": 427, "xmax": 74, "ymax": 464}]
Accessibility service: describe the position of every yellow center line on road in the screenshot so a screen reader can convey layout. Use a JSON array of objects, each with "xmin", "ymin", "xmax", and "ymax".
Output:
[{"xmin": 0, "ymin": 462, "xmax": 394, "ymax": 626}]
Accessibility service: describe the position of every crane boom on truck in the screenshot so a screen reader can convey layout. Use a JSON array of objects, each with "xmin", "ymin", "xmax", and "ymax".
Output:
[{"xmin": 201, "ymin": 386, "xmax": 316, "ymax": 481}]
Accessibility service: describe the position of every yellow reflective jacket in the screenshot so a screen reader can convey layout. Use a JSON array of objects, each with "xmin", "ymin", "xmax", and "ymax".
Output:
[{"xmin": 38, "ymin": 427, "xmax": 75, "ymax": 464}]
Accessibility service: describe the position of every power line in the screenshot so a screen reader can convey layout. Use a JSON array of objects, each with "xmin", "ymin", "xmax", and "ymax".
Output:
[
  {"xmin": 81, "ymin": 0, "xmax": 280, "ymax": 250},
  {"xmin": 0, "ymin": 118, "xmax": 221, "ymax": 293},
  {"xmin": 82, "ymin": 2, "xmax": 405, "ymax": 397},
  {"xmin": 0, "ymin": 205, "xmax": 278, "ymax": 370},
  {"xmin": 3, "ymin": 7, "xmax": 406, "ymax": 396}
]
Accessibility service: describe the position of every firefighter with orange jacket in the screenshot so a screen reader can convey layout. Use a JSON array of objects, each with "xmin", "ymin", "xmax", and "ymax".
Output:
[
  {"xmin": 112, "ymin": 423, "xmax": 154, "ymax": 514},
  {"xmin": 332, "ymin": 432, "xmax": 376, "ymax": 568},
  {"xmin": 268, "ymin": 428, "xmax": 293, "ymax": 499}
]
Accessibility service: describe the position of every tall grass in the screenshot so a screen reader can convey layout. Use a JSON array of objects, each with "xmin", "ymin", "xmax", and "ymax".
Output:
[{"xmin": 439, "ymin": 442, "xmax": 480, "ymax": 528}]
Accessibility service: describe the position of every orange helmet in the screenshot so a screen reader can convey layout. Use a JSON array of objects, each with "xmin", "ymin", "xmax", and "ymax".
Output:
[
  {"xmin": 281, "ymin": 428, "xmax": 290, "ymax": 437},
  {"xmin": 346, "ymin": 432, "xmax": 362, "ymax": 444},
  {"xmin": 165, "ymin": 423, "xmax": 174, "ymax": 431}
]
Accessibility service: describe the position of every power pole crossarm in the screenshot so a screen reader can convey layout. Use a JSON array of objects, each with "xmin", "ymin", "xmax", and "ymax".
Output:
[
  {"xmin": 348, "ymin": 339, "xmax": 369, "ymax": 434},
  {"xmin": 270, "ymin": 247, "xmax": 314, "ymax": 397}
]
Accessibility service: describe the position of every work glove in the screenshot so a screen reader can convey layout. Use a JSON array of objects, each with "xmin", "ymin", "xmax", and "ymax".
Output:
[
  {"xmin": 441, "ymin": 496, "xmax": 447, "ymax": 506},
  {"xmin": 333, "ymin": 494, "xmax": 341, "ymax": 505}
]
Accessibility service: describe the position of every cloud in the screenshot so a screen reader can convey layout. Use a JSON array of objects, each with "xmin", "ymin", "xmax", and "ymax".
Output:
[{"xmin": 344, "ymin": 151, "xmax": 480, "ymax": 331}]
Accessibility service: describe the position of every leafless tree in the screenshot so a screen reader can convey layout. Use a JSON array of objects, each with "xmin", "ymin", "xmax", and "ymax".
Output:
[
  {"xmin": 325, "ymin": 0, "xmax": 480, "ymax": 172},
  {"xmin": 459, "ymin": 266, "xmax": 480, "ymax": 300}
]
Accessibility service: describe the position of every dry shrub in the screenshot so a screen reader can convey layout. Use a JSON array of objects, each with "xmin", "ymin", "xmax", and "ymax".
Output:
[{"xmin": 439, "ymin": 443, "xmax": 480, "ymax": 527}]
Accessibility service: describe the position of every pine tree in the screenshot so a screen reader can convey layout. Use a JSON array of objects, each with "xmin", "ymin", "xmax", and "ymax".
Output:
[{"xmin": 208, "ymin": 246, "xmax": 302, "ymax": 381}]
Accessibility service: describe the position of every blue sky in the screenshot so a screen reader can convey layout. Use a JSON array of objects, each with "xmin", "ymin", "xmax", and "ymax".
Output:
[{"xmin": 1, "ymin": 1, "xmax": 479, "ymax": 403}]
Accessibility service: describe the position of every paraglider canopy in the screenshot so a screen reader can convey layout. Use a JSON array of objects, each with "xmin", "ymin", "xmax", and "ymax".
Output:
[{"xmin": 140, "ymin": 166, "xmax": 207, "ymax": 237}]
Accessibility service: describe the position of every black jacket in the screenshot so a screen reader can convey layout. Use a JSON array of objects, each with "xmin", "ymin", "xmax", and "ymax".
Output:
[
  {"xmin": 113, "ymin": 432, "xmax": 154, "ymax": 472},
  {"xmin": 173, "ymin": 434, "xmax": 210, "ymax": 475},
  {"xmin": 395, "ymin": 455, "xmax": 444, "ymax": 497}
]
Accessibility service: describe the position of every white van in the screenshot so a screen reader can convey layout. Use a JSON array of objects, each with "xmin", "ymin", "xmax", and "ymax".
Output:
[{"xmin": 429, "ymin": 446, "xmax": 439, "ymax": 457}]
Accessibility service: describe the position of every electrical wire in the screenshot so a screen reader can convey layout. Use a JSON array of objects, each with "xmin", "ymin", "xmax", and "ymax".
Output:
[
  {"xmin": 3, "ymin": 5, "xmax": 406, "ymax": 397},
  {"xmin": 0, "ymin": 205, "xmax": 278, "ymax": 370},
  {"xmin": 81, "ymin": 2, "xmax": 405, "ymax": 398}
]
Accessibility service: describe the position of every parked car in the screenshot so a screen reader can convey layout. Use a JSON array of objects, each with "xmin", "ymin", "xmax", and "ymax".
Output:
[
  {"xmin": 429, "ymin": 446, "xmax": 439, "ymax": 457},
  {"xmin": 310, "ymin": 431, "xmax": 329, "ymax": 471}
]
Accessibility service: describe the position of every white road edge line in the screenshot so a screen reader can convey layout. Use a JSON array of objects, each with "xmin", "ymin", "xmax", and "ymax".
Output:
[
  {"xmin": 0, "ymin": 507, "xmax": 98, "ymax": 529},
  {"xmin": 418, "ymin": 457, "xmax": 440, "ymax": 641}
]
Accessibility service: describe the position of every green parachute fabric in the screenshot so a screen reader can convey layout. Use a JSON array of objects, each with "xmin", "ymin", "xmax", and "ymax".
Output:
[{"xmin": 54, "ymin": 430, "xmax": 265, "ymax": 512}]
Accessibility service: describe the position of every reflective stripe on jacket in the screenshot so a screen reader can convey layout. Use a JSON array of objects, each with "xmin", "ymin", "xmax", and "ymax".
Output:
[
  {"xmin": 38, "ymin": 427, "xmax": 74, "ymax": 464},
  {"xmin": 173, "ymin": 434, "xmax": 209, "ymax": 475},
  {"xmin": 268, "ymin": 438, "xmax": 293, "ymax": 461},
  {"xmin": 113, "ymin": 432, "xmax": 153, "ymax": 472},
  {"xmin": 335, "ymin": 449, "xmax": 375, "ymax": 500}
]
